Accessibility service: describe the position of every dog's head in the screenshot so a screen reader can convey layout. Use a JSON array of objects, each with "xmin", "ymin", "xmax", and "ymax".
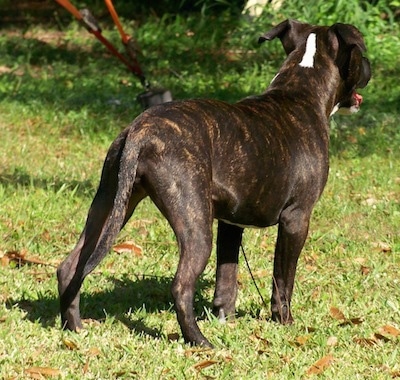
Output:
[{"xmin": 259, "ymin": 19, "xmax": 371, "ymax": 116}]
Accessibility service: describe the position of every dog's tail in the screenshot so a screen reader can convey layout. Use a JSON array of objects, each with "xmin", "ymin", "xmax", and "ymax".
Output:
[{"xmin": 82, "ymin": 129, "xmax": 141, "ymax": 276}]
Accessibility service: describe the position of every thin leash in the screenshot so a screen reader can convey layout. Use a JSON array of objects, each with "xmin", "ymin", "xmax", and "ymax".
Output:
[
  {"xmin": 54, "ymin": 0, "xmax": 173, "ymax": 108},
  {"xmin": 55, "ymin": 0, "xmax": 146, "ymax": 85},
  {"xmin": 240, "ymin": 243, "xmax": 269, "ymax": 310}
]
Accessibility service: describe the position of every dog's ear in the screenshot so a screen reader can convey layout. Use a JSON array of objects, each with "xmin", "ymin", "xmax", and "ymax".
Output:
[
  {"xmin": 258, "ymin": 19, "xmax": 310, "ymax": 55},
  {"xmin": 346, "ymin": 49, "xmax": 371, "ymax": 89},
  {"xmin": 358, "ymin": 56, "xmax": 371, "ymax": 88},
  {"xmin": 329, "ymin": 23, "xmax": 371, "ymax": 88},
  {"xmin": 329, "ymin": 23, "xmax": 367, "ymax": 52}
]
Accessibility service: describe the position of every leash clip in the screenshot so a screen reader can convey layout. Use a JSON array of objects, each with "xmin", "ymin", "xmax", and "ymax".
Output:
[{"xmin": 79, "ymin": 8, "xmax": 102, "ymax": 33}]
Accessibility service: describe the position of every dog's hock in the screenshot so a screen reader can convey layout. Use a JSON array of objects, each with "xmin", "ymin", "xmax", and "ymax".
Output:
[{"xmin": 299, "ymin": 33, "xmax": 316, "ymax": 68}]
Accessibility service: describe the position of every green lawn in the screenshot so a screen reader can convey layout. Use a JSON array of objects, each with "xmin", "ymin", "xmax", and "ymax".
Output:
[{"xmin": 1, "ymin": 5, "xmax": 399, "ymax": 379}]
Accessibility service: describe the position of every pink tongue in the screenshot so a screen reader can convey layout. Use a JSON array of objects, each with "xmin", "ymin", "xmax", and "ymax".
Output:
[{"xmin": 354, "ymin": 92, "xmax": 363, "ymax": 106}]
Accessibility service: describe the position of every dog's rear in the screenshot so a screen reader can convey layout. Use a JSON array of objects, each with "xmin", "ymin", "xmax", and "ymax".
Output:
[{"xmin": 57, "ymin": 19, "xmax": 371, "ymax": 348}]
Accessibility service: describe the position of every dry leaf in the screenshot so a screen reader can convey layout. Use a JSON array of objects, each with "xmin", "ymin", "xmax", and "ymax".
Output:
[
  {"xmin": 306, "ymin": 355, "xmax": 334, "ymax": 376},
  {"xmin": 250, "ymin": 334, "xmax": 270, "ymax": 346},
  {"xmin": 305, "ymin": 264, "xmax": 318, "ymax": 271},
  {"xmin": 83, "ymin": 348, "xmax": 101, "ymax": 375},
  {"xmin": 1, "ymin": 253, "xmax": 10, "ymax": 266},
  {"xmin": 88, "ymin": 347, "xmax": 101, "ymax": 357},
  {"xmin": 379, "ymin": 324, "xmax": 400, "ymax": 337},
  {"xmin": 372, "ymin": 241, "xmax": 392, "ymax": 253},
  {"xmin": 281, "ymin": 355, "xmax": 291, "ymax": 364},
  {"xmin": 193, "ymin": 360, "xmax": 218, "ymax": 371},
  {"xmin": 354, "ymin": 257, "xmax": 366, "ymax": 264},
  {"xmin": 184, "ymin": 347, "xmax": 212, "ymax": 358},
  {"xmin": 353, "ymin": 337, "xmax": 378, "ymax": 347},
  {"xmin": 348, "ymin": 317, "xmax": 364, "ymax": 325},
  {"xmin": 295, "ymin": 335, "xmax": 309, "ymax": 346},
  {"xmin": 327, "ymin": 336, "xmax": 338, "ymax": 347},
  {"xmin": 360, "ymin": 265, "xmax": 371, "ymax": 275},
  {"xmin": 25, "ymin": 367, "xmax": 61, "ymax": 378},
  {"xmin": 62, "ymin": 338, "xmax": 79, "ymax": 350},
  {"xmin": 252, "ymin": 269, "xmax": 270, "ymax": 279},
  {"xmin": 374, "ymin": 333, "xmax": 391, "ymax": 343},
  {"xmin": 223, "ymin": 355, "xmax": 233, "ymax": 363},
  {"xmin": 330, "ymin": 306, "xmax": 363, "ymax": 326},
  {"xmin": 83, "ymin": 358, "xmax": 90, "ymax": 375},
  {"xmin": 113, "ymin": 241, "xmax": 142, "ymax": 256},
  {"xmin": 330, "ymin": 306, "xmax": 346, "ymax": 321},
  {"xmin": 2, "ymin": 250, "xmax": 56, "ymax": 267}
]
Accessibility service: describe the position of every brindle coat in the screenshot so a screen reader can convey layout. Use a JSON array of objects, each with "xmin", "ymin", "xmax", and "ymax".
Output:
[{"xmin": 57, "ymin": 20, "xmax": 371, "ymax": 347}]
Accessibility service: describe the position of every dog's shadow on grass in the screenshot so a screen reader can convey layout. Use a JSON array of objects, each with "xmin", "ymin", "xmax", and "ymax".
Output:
[{"xmin": 6, "ymin": 274, "xmax": 218, "ymax": 339}]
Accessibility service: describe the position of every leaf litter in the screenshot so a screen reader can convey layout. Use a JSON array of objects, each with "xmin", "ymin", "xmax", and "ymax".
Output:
[
  {"xmin": 306, "ymin": 355, "xmax": 334, "ymax": 376},
  {"xmin": 330, "ymin": 306, "xmax": 398, "ymax": 350},
  {"xmin": 113, "ymin": 240, "xmax": 143, "ymax": 256},
  {"xmin": 329, "ymin": 306, "xmax": 363, "ymax": 326},
  {"xmin": 1, "ymin": 250, "xmax": 58, "ymax": 267},
  {"xmin": 24, "ymin": 366, "xmax": 61, "ymax": 378}
]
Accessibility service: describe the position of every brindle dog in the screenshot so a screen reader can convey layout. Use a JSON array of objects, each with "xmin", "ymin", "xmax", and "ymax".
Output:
[{"xmin": 57, "ymin": 19, "xmax": 371, "ymax": 348}]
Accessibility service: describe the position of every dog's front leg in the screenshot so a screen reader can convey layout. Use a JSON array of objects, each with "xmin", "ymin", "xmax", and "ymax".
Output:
[
  {"xmin": 213, "ymin": 221, "xmax": 243, "ymax": 321},
  {"xmin": 271, "ymin": 207, "xmax": 310, "ymax": 324}
]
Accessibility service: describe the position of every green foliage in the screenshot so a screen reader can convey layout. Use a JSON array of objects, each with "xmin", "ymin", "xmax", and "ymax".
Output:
[{"xmin": 0, "ymin": 1, "xmax": 399, "ymax": 378}]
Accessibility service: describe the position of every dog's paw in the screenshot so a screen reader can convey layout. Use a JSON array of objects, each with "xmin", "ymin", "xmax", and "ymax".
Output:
[{"xmin": 271, "ymin": 303, "xmax": 294, "ymax": 325}]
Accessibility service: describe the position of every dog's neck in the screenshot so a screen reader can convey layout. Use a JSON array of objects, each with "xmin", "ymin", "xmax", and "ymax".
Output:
[
  {"xmin": 267, "ymin": 66, "xmax": 340, "ymax": 119},
  {"xmin": 266, "ymin": 34, "xmax": 341, "ymax": 119}
]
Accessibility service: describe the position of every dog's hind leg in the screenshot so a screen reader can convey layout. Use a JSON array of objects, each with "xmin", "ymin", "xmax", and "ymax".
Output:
[
  {"xmin": 271, "ymin": 206, "xmax": 311, "ymax": 324},
  {"xmin": 57, "ymin": 132, "xmax": 146, "ymax": 330},
  {"xmin": 145, "ymin": 169, "xmax": 214, "ymax": 347},
  {"xmin": 57, "ymin": 189, "xmax": 116, "ymax": 331},
  {"xmin": 171, "ymin": 224, "xmax": 213, "ymax": 347},
  {"xmin": 212, "ymin": 221, "xmax": 243, "ymax": 322}
]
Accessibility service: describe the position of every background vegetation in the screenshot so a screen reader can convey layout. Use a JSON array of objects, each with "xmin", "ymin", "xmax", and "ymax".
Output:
[{"xmin": 0, "ymin": 0, "xmax": 399, "ymax": 378}]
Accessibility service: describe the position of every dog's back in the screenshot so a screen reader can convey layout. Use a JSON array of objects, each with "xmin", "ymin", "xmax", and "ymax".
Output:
[{"xmin": 57, "ymin": 19, "xmax": 371, "ymax": 348}]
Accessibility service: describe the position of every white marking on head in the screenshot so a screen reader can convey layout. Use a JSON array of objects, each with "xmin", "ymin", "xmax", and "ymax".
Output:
[
  {"xmin": 299, "ymin": 33, "xmax": 316, "ymax": 68},
  {"xmin": 270, "ymin": 73, "xmax": 279, "ymax": 84}
]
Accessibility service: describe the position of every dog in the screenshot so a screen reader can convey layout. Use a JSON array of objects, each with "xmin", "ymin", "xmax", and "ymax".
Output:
[{"xmin": 57, "ymin": 19, "xmax": 371, "ymax": 348}]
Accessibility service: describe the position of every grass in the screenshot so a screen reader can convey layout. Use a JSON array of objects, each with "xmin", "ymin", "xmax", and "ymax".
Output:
[{"xmin": 1, "ymin": 3, "xmax": 400, "ymax": 379}]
